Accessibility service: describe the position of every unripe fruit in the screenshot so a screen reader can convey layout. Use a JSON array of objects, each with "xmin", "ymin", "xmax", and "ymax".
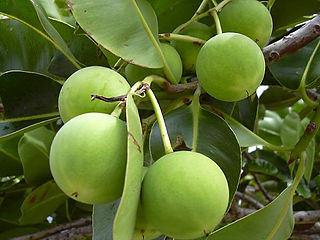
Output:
[
  {"xmin": 141, "ymin": 151, "xmax": 229, "ymax": 239},
  {"xmin": 172, "ymin": 22, "xmax": 214, "ymax": 74},
  {"xmin": 49, "ymin": 113, "xmax": 127, "ymax": 204},
  {"xmin": 196, "ymin": 32, "xmax": 265, "ymax": 102},
  {"xmin": 58, "ymin": 66, "xmax": 130, "ymax": 123},
  {"xmin": 125, "ymin": 43, "xmax": 182, "ymax": 85},
  {"xmin": 219, "ymin": 0, "xmax": 273, "ymax": 47}
]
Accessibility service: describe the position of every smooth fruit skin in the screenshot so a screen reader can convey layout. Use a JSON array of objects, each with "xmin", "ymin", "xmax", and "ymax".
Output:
[
  {"xmin": 172, "ymin": 22, "xmax": 214, "ymax": 74},
  {"xmin": 219, "ymin": 0, "xmax": 273, "ymax": 47},
  {"xmin": 196, "ymin": 32, "xmax": 265, "ymax": 102},
  {"xmin": 50, "ymin": 113, "xmax": 127, "ymax": 204},
  {"xmin": 125, "ymin": 43, "xmax": 182, "ymax": 85},
  {"xmin": 141, "ymin": 151, "xmax": 229, "ymax": 239},
  {"xmin": 58, "ymin": 66, "xmax": 130, "ymax": 123}
]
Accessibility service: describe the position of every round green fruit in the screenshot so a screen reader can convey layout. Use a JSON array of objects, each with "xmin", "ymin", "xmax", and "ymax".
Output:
[
  {"xmin": 125, "ymin": 43, "xmax": 182, "ymax": 85},
  {"xmin": 219, "ymin": 0, "xmax": 273, "ymax": 47},
  {"xmin": 49, "ymin": 112, "xmax": 127, "ymax": 204},
  {"xmin": 58, "ymin": 66, "xmax": 130, "ymax": 123},
  {"xmin": 172, "ymin": 22, "xmax": 214, "ymax": 74},
  {"xmin": 141, "ymin": 151, "xmax": 229, "ymax": 239},
  {"xmin": 196, "ymin": 32, "xmax": 265, "ymax": 102}
]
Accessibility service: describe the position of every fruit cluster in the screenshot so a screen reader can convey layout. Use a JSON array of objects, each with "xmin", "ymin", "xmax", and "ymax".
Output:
[{"xmin": 49, "ymin": 1, "xmax": 272, "ymax": 239}]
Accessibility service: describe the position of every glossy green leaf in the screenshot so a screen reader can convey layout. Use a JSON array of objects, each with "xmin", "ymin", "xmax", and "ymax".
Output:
[
  {"xmin": 150, "ymin": 104, "xmax": 242, "ymax": 202},
  {"xmin": 0, "ymin": 115, "xmax": 60, "ymax": 142},
  {"xmin": 18, "ymin": 127, "xmax": 55, "ymax": 186},
  {"xmin": 0, "ymin": 19, "xmax": 55, "ymax": 74},
  {"xmin": 280, "ymin": 112, "xmax": 303, "ymax": 147},
  {"xmin": 0, "ymin": 71, "xmax": 61, "ymax": 118},
  {"xmin": 0, "ymin": 136, "xmax": 22, "ymax": 177},
  {"xmin": 269, "ymin": 38, "xmax": 320, "ymax": 90},
  {"xmin": 0, "ymin": 0, "xmax": 81, "ymax": 69},
  {"xmin": 19, "ymin": 180, "xmax": 67, "ymax": 225},
  {"xmin": 92, "ymin": 199, "xmax": 120, "ymax": 240},
  {"xmin": 0, "ymin": 198, "xmax": 24, "ymax": 225},
  {"xmin": 257, "ymin": 110, "xmax": 283, "ymax": 146},
  {"xmin": 148, "ymin": 0, "xmax": 203, "ymax": 33},
  {"xmin": 113, "ymin": 93, "xmax": 144, "ymax": 240},
  {"xmin": 259, "ymin": 86, "xmax": 300, "ymax": 110},
  {"xmin": 210, "ymin": 157, "xmax": 306, "ymax": 240},
  {"xmin": 69, "ymin": 0, "xmax": 162, "ymax": 68},
  {"xmin": 271, "ymin": 1, "xmax": 320, "ymax": 32}
]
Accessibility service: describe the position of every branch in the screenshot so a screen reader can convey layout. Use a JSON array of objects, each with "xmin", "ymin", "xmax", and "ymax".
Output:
[
  {"xmin": 235, "ymin": 192, "xmax": 264, "ymax": 209},
  {"xmin": 263, "ymin": 14, "xmax": 320, "ymax": 65},
  {"xmin": 11, "ymin": 217, "xmax": 92, "ymax": 240}
]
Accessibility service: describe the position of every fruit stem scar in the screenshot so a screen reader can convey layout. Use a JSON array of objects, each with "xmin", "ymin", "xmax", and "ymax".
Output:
[
  {"xmin": 71, "ymin": 192, "xmax": 78, "ymax": 198},
  {"xmin": 128, "ymin": 131, "xmax": 142, "ymax": 153}
]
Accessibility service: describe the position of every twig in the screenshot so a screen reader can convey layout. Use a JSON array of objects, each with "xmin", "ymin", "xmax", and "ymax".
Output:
[
  {"xmin": 235, "ymin": 192, "xmax": 264, "ymax": 209},
  {"xmin": 162, "ymin": 81, "xmax": 199, "ymax": 94},
  {"xmin": 263, "ymin": 14, "xmax": 320, "ymax": 65},
  {"xmin": 295, "ymin": 211, "xmax": 320, "ymax": 224},
  {"xmin": 252, "ymin": 173, "xmax": 275, "ymax": 202},
  {"xmin": 91, "ymin": 94, "xmax": 127, "ymax": 102},
  {"xmin": 11, "ymin": 217, "xmax": 92, "ymax": 240}
]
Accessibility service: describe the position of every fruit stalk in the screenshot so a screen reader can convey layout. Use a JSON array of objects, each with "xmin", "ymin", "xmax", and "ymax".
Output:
[
  {"xmin": 144, "ymin": 83, "xmax": 174, "ymax": 154},
  {"xmin": 158, "ymin": 33, "xmax": 206, "ymax": 45}
]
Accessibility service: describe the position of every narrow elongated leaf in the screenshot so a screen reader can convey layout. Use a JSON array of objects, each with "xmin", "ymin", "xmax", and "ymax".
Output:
[
  {"xmin": 113, "ymin": 94, "xmax": 144, "ymax": 240},
  {"xmin": 93, "ymin": 199, "xmax": 120, "ymax": 240},
  {"xmin": 69, "ymin": 0, "xmax": 162, "ymax": 68},
  {"xmin": 280, "ymin": 112, "xmax": 303, "ymax": 147},
  {"xmin": 210, "ymin": 157, "xmax": 306, "ymax": 240},
  {"xmin": 18, "ymin": 127, "xmax": 55, "ymax": 186},
  {"xmin": 19, "ymin": 180, "xmax": 67, "ymax": 225},
  {"xmin": 269, "ymin": 38, "xmax": 320, "ymax": 90},
  {"xmin": 305, "ymin": 138, "xmax": 315, "ymax": 183},
  {"xmin": 150, "ymin": 104, "xmax": 241, "ymax": 202}
]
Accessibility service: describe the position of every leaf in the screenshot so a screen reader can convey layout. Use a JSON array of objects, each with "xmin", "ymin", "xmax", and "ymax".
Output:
[
  {"xmin": 271, "ymin": 1, "xmax": 320, "ymax": 32},
  {"xmin": 0, "ymin": 0, "xmax": 80, "ymax": 69},
  {"xmin": 150, "ymin": 104, "xmax": 242, "ymax": 203},
  {"xmin": 147, "ymin": 0, "xmax": 203, "ymax": 33},
  {"xmin": 0, "ymin": 136, "xmax": 23, "ymax": 177},
  {"xmin": 19, "ymin": 180, "xmax": 67, "ymax": 225},
  {"xmin": 0, "ymin": 71, "xmax": 61, "ymax": 118},
  {"xmin": 69, "ymin": 0, "xmax": 162, "ymax": 68},
  {"xmin": 113, "ymin": 93, "xmax": 144, "ymax": 240},
  {"xmin": 48, "ymin": 20, "xmax": 109, "ymax": 77},
  {"xmin": 223, "ymin": 113, "xmax": 274, "ymax": 148},
  {"xmin": 210, "ymin": 156, "xmax": 306, "ymax": 240},
  {"xmin": 92, "ymin": 199, "xmax": 120, "ymax": 240},
  {"xmin": 0, "ymin": 115, "xmax": 60, "ymax": 142},
  {"xmin": 269, "ymin": 38, "xmax": 320, "ymax": 90},
  {"xmin": 259, "ymin": 86, "xmax": 300, "ymax": 110},
  {"xmin": 280, "ymin": 112, "xmax": 303, "ymax": 147},
  {"xmin": 18, "ymin": 127, "xmax": 55, "ymax": 186},
  {"xmin": 0, "ymin": 19, "xmax": 55, "ymax": 74},
  {"xmin": 247, "ymin": 150, "xmax": 290, "ymax": 181},
  {"xmin": 257, "ymin": 110, "xmax": 283, "ymax": 146}
]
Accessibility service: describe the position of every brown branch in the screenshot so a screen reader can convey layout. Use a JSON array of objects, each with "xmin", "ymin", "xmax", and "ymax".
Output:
[
  {"xmin": 11, "ymin": 217, "xmax": 92, "ymax": 240},
  {"xmin": 235, "ymin": 192, "xmax": 264, "ymax": 209},
  {"xmin": 295, "ymin": 211, "xmax": 320, "ymax": 224},
  {"xmin": 252, "ymin": 173, "xmax": 275, "ymax": 202},
  {"xmin": 263, "ymin": 14, "xmax": 320, "ymax": 65}
]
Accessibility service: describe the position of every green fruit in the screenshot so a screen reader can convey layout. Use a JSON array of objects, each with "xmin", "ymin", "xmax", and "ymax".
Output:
[
  {"xmin": 219, "ymin": 0, "xmax": 273, "ymax": 47},
  {"xmin": 196, "ymin": 33, "xmax": 265, "ymax": 102},
  {"xmin": 58, "ymin": 66, "xmax": 130, "ymax": 123},
  {"xmin": 49, "ymin": 113, "xmax": 127, "ymax": 204},
  {"xmin": 141, "ymin": 151, "xmax": 229, "ymax": 239},
  {"xmin": 125, "ymin": 43, "xmax": 182, "ymax": 85},
  {"xmin": 172, "ymin": 22, "xmax": 214, "ymax": 74}
]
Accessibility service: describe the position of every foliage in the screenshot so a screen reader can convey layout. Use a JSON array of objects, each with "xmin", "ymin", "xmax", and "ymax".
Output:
[{"xmin": 0, "ymin": 0, "xmax": 320, "ymax": 239}]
